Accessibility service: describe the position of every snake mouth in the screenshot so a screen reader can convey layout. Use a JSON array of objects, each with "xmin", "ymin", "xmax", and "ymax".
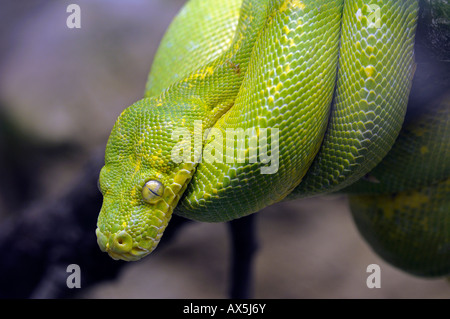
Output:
[{"xmin": 96, "ymin": 228, "xmax": 151, "ymax": 262}]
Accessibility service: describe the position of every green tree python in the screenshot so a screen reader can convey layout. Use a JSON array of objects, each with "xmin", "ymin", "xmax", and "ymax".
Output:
[{"xmin": 96, "ymin": 0, "xmax": 450, "ymax": 278}]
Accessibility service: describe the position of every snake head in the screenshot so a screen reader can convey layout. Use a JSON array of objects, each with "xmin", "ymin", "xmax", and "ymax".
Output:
[{"xmin": 96, "ymin": 98, "xmax": 198, "ymax": 261}]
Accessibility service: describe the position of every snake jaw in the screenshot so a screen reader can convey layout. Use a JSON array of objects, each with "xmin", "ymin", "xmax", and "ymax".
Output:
[
  {"xmin": 95, "ymin": 181, "xmax": 172, "ymax": 262},
  {"xmin": 95, "ymin": 227, "xmax": 165, "ymax": 261},
  {"xmin": 95, "ymin": 194, "xmax": 175, "ymax": 261},
  {"xmin": 96, "ymin": 228, "xmax": 152, "ymax": 261}
]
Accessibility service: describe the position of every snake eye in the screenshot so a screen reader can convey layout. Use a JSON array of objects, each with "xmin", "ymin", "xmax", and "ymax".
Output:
[{"xmin": 142, "ymin": 180, "xmax": 165, "ymax": 204}]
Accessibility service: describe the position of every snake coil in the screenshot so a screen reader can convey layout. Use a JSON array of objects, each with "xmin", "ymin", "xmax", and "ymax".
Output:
[{"xmin": 96, "ymin": 0, "xmax": 450, "ymax": 278}]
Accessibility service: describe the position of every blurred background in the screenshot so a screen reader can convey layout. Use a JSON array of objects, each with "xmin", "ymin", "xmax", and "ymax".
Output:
[{"xmin": 0, "ymin": 0, "xmax": 448, "ymax": 298}]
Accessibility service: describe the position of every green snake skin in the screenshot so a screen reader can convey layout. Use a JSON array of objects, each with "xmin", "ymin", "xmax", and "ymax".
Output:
[
  {"xmin": 345, "ymin": 93, "xmax": 450, "ymax": 194},
  {"xmin": 95, "ymin": 0, "xmax": 449, "ymax": 278},
  {"xmin": 286, "ymin": 0, "xmax": 418, "ymax": 198},
  {"xmin": 344, "ymin": 91, "xmax": 450, "ymax": 277},
  {"xmin": 145, "ymin": 0, "xmax": 243, "ymax": 97},
  {"xmin": 350, "ymin": 177, "xmax": 450, "ymax": 277}
]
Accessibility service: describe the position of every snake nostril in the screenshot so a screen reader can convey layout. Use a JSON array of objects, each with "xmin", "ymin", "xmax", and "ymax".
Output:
[{"xmin": 110, "ymin": 230, "xmax": 133, "ymax": 253}]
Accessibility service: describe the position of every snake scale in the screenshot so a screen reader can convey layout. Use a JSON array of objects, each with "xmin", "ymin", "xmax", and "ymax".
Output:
[{"xmin": 96, "ymin": 0, "xmax": 450, "ymax": 278}]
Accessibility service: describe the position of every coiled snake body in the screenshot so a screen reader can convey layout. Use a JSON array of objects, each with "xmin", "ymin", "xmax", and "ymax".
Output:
[{"xmin": 96, "ymin": 0, "xmax": 450, "ymax": 278}]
